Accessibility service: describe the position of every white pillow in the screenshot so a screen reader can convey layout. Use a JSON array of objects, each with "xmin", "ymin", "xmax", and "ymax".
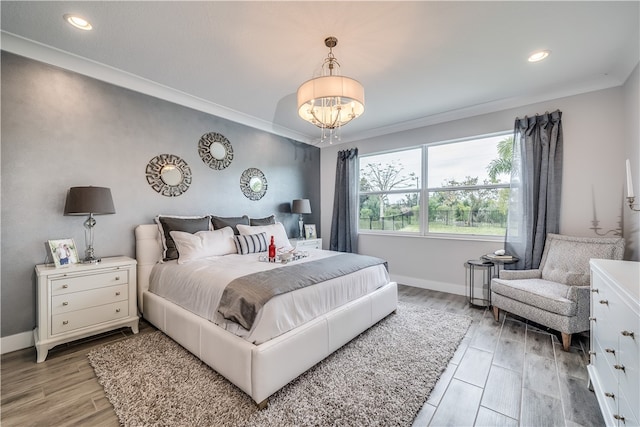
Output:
[
  {"xmin": 169, "ymin": 227, "xmax": 236, "ymax": 264},
  {"xmin": 236, "ymin": 222, "xmax": 293, "ymax": 250}
]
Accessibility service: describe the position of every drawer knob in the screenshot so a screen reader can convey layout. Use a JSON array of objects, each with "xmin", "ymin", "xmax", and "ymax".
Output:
[
  {"xmin": 599, "ymin": 299, "xmax": 608, "ymax": 305},
  {"xmin": 588, "ymin": 350, "xmax": 596, "ymax": 355},
  {"xmin": 62, "ymin": 320, "xmax": 69, "ymax": 325},
  {"xmin": 62, "ymin": 284, "xmax": 69, "ymax": 289},
  {"xmin": 591, "ymin": 288, "xmax": 599, "ymax": 293},
  {"xmin": 605, "ymin": 392, "xmax": 615, "ymax": 399},
  {"xmin": 115, "ymin": 291, "xmax": 121, "ymax": 296},
  {"xmin": 614, "ymin": 364, "xmax": 625, "ymax": 372},
  {"xmin": 116, "ymin": 308, "xmax": 121, "ymax": 313},
  {"xmin": 621, "ymin": 330, "xmax": 635, "ymax": 338},
  {"xmin": 613, "ymin": 415, "xmax": 625, "ymax": 422},
  {"xmin": 62, "ymin": 302, "xmax": 69, "ymax": 306},
  {"xmin": 589, "ymin": 316, "xmax": 596, "ymax": 321},
  {"xmin": 115, "ymin": 276, "xmax": 120, "ymax": 281},
  {"xmin": 605, "ymin": 348, "xmax": 616, "ymax": 355}
]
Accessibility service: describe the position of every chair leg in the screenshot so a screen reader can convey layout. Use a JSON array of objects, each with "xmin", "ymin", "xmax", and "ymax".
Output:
[
  {"xmin": 561, "ymin": 333, "xmax": 571, "ymax": 351},
  {"xmin": 492, "ymin": 306, "xmax": 500, "ymax": 322}
]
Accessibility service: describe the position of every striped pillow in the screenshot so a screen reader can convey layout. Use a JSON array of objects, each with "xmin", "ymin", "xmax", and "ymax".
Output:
[{"xmin": 234, "ymin": 232, "xmax": 268, "ymax": 255}]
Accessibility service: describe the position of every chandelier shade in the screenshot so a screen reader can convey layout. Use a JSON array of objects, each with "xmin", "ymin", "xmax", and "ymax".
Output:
[
  {"xmin": 296, "ymin": 36, "xmax": 364, "ymax": 141},
  {"xmin": 297, "ymin": 75, "xmax": 365, "ymax": 130}
]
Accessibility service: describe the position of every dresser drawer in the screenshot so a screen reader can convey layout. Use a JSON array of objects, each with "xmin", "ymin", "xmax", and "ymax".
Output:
[
  {"xmin": 51, "ymin": 300, "xmax": 128, "ymax": 335},
  {"xmin": 51, "ymin": 270, "xmax": 128, "ymax": 295},
  {"xmin": 51, "ymin": 284, "xmax": 128, "ymax": 315},
  {"xmin": 593, "ymin": 340, "xmax": 619, "ymax": 420},
  {"xmin": 618, "ymin": 330, "xmax": 639, "ymax": 421},
  {"xmin": 617, "ymin": 391, "xmax": 639, "ymax": 427}
]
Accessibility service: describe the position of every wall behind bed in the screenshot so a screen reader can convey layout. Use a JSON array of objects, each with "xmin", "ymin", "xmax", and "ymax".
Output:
[{"xmin": 1, "ymin": 51, "xmax": 321, "ymax": 343}]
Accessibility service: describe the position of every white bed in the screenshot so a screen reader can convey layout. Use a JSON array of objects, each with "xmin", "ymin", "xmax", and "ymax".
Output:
[{"xmin": 135, "ymin": 224, "xmax": 398, "ymax": 407}]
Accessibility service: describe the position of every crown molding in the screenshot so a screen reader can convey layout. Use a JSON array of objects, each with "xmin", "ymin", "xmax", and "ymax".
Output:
[{"xmin": 1, "ymin": 31, "xmax": 313, "ymax": 145}]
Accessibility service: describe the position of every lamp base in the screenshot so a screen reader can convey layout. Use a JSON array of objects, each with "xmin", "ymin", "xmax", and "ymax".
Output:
[{"xmin": 298, "ymin": 217, "xmax": 305, "ymax": 239}]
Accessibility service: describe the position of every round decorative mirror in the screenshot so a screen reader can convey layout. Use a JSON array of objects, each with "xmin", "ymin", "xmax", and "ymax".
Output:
[
  {"xmin": 240, "ymin": 168, "xmax": 267, "ymax": 200},
  {"xmin": 198, "ymin": 132, "xmax": 233, "ymax": 170},
  {"xmin": 146, "ymin": 154, "xmax": 192, "ymax": 197}
]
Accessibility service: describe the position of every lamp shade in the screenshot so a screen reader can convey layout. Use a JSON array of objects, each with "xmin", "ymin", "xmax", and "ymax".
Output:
[
  {"xmin": 64, "ymin": 186, "xmax": 115, "ymax": 215},
  {"xmin": 291, "ymin": 199, "xmax": 312, "ymax": 215}
]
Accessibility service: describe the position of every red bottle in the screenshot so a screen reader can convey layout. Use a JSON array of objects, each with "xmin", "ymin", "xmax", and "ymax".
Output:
[{"xmin": 268, "ymin": 235, "xmax": 276, "ymax": 261}]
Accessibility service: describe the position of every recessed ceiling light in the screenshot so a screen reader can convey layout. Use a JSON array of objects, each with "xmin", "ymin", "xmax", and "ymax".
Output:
[
  {"xmin": 528, "ymin": 49, "xmax": 551, "ymax": 63},
  {"xmin": 64, "ymin": 14, "xmax": 92, "ymax": 31}
]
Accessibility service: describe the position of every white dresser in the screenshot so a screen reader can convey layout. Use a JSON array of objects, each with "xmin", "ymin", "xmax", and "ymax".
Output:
[
  {"xmin": 34, "ymin": 256, "xmax": 139, "ymax": 362},
  {"xmin": 589, "ymin": 259, "xmax": 640, "ymax": 426}
]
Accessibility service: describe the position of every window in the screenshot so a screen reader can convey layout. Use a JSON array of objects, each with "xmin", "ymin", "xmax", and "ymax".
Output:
[{"xmin": 358, "ymin": 133, "xmax": 511, "ymax": 237}]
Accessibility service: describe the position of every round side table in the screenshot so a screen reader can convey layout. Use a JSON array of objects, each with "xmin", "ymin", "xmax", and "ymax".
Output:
[
  {"xmin": 465, "ymin": 259, "xmax": 494, "ymax": 307},
  {"xmin": 482, "ymin": 255, "xmax": 520, "ymax": 278}
]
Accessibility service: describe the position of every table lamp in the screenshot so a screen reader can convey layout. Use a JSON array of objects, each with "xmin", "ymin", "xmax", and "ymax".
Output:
[
  {"xmin": 64, "ymin": 186, "xmax": 115, "ymax": 263},
  {"xmin": 291, "ymin": 199, "xmax": 311, "ymax": 239}
]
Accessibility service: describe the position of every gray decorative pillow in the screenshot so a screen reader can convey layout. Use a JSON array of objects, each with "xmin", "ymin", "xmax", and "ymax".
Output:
[
  {"xmin": 234, "ymin": 232, "xmax": 268, "ymax": 255},
  {"xmin": 211, "ymin": 215, "xmax": 249, "ymax": 235},
  {"xmin": 156, "ymin": 216, "xmax": 212, "ymax": 261},
  {"xmin": 250, "ymin": 215, "xmax": 276, "ymax": 226}
]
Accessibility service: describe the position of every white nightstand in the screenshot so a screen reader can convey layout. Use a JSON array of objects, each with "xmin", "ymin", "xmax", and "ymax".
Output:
[
  {"xmin": 289, "ymin": 238, "xmax": 322, "ymax": 250},
  {"xmin": 34, "ymin": 256, "xmax": 139, "ymax": 362}
]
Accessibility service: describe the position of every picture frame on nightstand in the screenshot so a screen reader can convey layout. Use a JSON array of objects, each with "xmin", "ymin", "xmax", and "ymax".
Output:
[
  {"xmin": 304, "ymin": 224, "xmax": 317, "ymax": 239},
  {"xmin": 46, "ymin": 238, "xmax": 79, "ymax": 268}
]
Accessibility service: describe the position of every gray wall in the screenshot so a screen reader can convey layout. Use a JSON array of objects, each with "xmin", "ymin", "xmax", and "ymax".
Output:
[{"xmin": 1, "ymin": 52, "xmax": 321, "ymax": 337}]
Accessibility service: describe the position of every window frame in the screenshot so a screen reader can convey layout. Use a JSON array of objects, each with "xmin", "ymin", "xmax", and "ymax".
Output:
[{"xmin": 358, "ymin": 131, "xmax": 511, "ymax": 239}]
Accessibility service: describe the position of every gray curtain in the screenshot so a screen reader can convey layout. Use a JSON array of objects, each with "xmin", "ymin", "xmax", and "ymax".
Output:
[
  {"xmin": 506, "ymin": 110, "xmax": 563, "ymax": 269},
  {"xmin": 330, "ymin": 148, "xmax": 358, "ymax": 252}
]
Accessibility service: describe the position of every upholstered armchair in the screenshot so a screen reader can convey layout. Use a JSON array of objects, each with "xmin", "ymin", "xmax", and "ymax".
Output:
[{"xmin": 491, "ymin": 233, "xmax": 624, "ymax": 351}]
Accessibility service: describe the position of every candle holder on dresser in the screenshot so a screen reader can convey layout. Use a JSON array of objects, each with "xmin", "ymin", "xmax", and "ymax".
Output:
[{"xmin": 625, "ymin": 159, "xmax": 639, "ymax": 211}]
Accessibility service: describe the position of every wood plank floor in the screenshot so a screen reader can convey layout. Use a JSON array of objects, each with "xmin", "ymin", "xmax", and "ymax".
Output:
[{"xmin": 1, "ymin": 285, "xmax": 603, "ymax": 426}]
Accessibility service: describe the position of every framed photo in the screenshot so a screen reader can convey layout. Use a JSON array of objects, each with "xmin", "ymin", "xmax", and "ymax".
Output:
[
  {"xmin": 304, "ymin": 224, "xmax": 317, "ymax": 239},
  {"xmin": 46, "ymin": 239, "xmax": 79, "ymax": 268}
]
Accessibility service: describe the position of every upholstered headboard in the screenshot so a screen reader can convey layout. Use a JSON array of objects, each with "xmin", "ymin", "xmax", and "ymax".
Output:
[{"xmin": 134, "ymin": 224, "xmax": 163, "ymax": 313}]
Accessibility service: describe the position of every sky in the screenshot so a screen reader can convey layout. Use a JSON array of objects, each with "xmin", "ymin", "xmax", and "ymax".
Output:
[{"xmin": 359, "ymin": 133, "xmax": 511, "ymax": 190}]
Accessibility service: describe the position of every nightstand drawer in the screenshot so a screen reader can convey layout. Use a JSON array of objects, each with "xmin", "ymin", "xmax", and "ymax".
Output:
[
  {"xmin": 51, "ymin": 300, "xmax": 129, "ymax": 335},
  {"xmin": 51, "ymin": 270, "xmax": 128, "ymax": 295},
  {"xmin": 51, "ymin": 284, "xmax": 128, "ymax": 314}
]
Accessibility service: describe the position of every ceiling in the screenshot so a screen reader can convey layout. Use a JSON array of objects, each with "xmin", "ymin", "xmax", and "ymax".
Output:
[{"xmin": 1, "ymin": 1, "xmax": 639, "ymax": 146}]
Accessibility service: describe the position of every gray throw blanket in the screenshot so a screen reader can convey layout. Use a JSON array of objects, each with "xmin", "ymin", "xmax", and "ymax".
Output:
[{"xmin": 218, "ymin": 253, "xmax": 388, "ymax": 330}]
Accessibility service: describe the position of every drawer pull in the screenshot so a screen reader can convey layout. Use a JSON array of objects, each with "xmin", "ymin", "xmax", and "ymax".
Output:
[
  {"xmin": 605, "ymin": 348, "xmax": 616, "ymax": 355},
  {"xmin": 591, "ymin": 288, "xmax": 599, "ymax": 293},
  {"xmin": 115, "ymin": 291, "xmax": 121, "ymax": 296},
  {"xmin": 613, "ymin": 414, "xmax": 625, "ymax": 423},
  {"xmin": 588, "ymin": 350, "xmax": 596, "ymax": 355},
  {"xmin": 605, "ymin": 392, "xmax": 615, "ymax": 399},
  {"xmin": 614, "ymin": 364, "xmax": 625, "ymax": 372},
  {"xmin": 62, "ymin": 320, "xmax": 69, "ymax": 325},
  {"xmin": 115, "ymin": 276, "xmax": 120, "ymax": 281},
  {"xmin": 62, "ymin": 284, "xmax": 69, "ymax": 289},
  {"xmin": 116, "ymin": 308, "xmax": 121, "ymax": 313},
  {"xmin": 62, "ymin": 302, "xmax": 69, "ymax": 306},
  {"xmin": 599, "ymin": 299, "xmax": 608, "ymax": 305},
  {"xmin": 589, "ymin": 316, "xmax": 596, "ymax": 321},
  {"xmin": 621, "ymin": 330, "xmax": 635, "ymax": 338}
]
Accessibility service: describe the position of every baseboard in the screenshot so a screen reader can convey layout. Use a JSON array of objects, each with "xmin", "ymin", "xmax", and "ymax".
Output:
[
  {"xmin": 390, "ymin": 274, "xmax": 466, "ymax": 297},
  {"xmin": 1, "ymin": 330, "xmax": 34, "ymax": 355}
]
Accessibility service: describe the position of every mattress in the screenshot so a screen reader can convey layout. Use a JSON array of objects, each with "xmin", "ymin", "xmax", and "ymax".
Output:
[{"xmin": 149, "ymin": 250, "xmax": 390, "ymax": 344}]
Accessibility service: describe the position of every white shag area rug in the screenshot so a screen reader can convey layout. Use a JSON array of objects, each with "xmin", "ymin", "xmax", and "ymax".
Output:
[{"xmin": 88, "ymin": 302, "xmax": 471, "ymax": 427}]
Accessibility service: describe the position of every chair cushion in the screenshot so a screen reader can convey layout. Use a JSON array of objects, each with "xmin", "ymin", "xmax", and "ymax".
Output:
[
  {"xmin": 541, "ymin": 236, "xmax": 623, "ymax": 286},
  {"xmin": 492, "ymin": 278, "xmax": 576, "ymax": 316}
]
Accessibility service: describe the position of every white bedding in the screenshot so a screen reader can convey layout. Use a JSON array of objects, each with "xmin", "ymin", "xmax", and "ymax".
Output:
[{"xmin": 149, "ymin": 250, "xmax": 390, "ymax": 344}]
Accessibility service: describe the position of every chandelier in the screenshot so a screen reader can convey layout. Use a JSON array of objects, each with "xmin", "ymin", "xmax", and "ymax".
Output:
[{"xmin": 297, "ymin": 36, "xmax": 365, "ymax": 143}]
